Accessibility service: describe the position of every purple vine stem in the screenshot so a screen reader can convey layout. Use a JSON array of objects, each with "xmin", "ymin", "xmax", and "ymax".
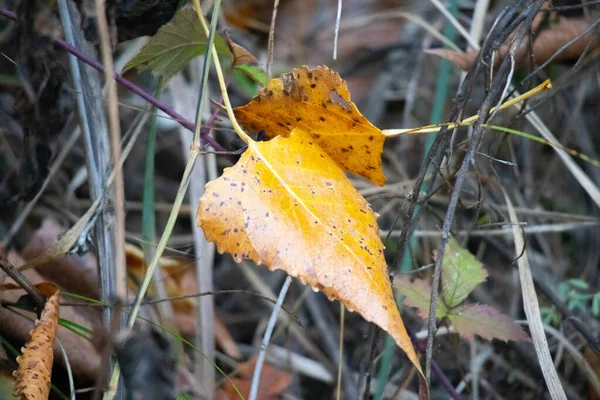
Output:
[
  {"xmin": 0, "ymin": 7, "xmax": 232, "ymax": 157},
  {"xmin": 406, "ymin": 326, "xmax": 463, "ymax": 400}
]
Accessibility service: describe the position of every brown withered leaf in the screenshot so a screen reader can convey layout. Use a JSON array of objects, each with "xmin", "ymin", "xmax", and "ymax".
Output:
[
  {"xmin": 216, "ymin": 356, "xmax": 292, "ymax": 400},
  {"xmin": 125, "ymin": 245, "xmax": 242, "ymax": 359},
  {"xmin": 0, "ymin": 247, "xmax": 101, "ymax": 380},
  {"xmin": 427, "ymin": 17, "xmax": 600, "ymax": 71},
  {"xmin": 233, "ymin": 65, "xmax": 387, "ymax": 185},
  {"xmin": 13, "ymin": 283, "xmax": 59, "ymax": 400}
]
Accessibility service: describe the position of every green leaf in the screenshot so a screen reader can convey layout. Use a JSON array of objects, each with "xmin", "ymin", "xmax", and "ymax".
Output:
[
  {"xmin": 124, "ymin": 7, "xmax": 231, "ymax": 78},
  {"xmin": 558, "ymin": 282, "xmax": 570, "ymax": 300},
  {"xmin": 441, "ymin": 238, "xmax": 488, "ymax": 308},
  {"xmin": 593, "ymin": 293, "xmax": 600, "ymax": 316},
  {"xmin": 232, "ymin": 67, "xmax": 259, "ymax": 98},
  {"xmin": 568, "ymin": 278, "xmax": 589, "ymax": 290},
  {"xmin": 394, "ymin": 275, "xmax": 448, "ymax": 319},
  {"xmin": 448, "ymin": 303, "xmax": 530, "ymax": 342},
  {"xmin": 235, "ymin": 64, "xmax": 267, "ymax": 86}
]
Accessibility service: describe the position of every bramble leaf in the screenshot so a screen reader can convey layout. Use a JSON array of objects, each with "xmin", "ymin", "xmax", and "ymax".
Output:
[
  {"xmin": 197, "ymin": 128, "xmax": 423, "ymax": 378},
  {"xmin": 441, "ymin": 238, "xmax": 488, "ymax": 308},
  {"xmin": 233, "ymin": 66, "xmax": 387, "ymax": 185},
  {"xmin": 13, "ymin": 283, "xmax": 60, "ymax": 400},
  {"xmin": 124, "ymin": 7, "xmax": 231, "ymax": 78},
  {"xmin": 448, "ymin": 303, "xmax": 530, "ymax": 342},
  {"xmin": 235, "ymin": 64, "xmax": 267, "ymax": 86},
  {"xmin": 394, "ymin": 275, "xmax": 448, "ymax": 318}
]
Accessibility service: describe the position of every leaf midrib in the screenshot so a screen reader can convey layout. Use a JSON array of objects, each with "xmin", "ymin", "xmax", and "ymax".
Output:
[{"xmin": 249, "ymin": 141, "xmax": 386, "ymax": 296}]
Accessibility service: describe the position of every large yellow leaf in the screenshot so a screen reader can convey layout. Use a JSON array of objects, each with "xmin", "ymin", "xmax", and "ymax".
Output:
[
  {"xmin": 233, "ymin": 66, "xmax": 387, "ymax": 185},
  {"xmin": 13, "ymin": 283, "xmax": 59, "ymax": 400},
  {"xmin": 198, "ymin": 128, "xmax": 423, "ymax": 380}
]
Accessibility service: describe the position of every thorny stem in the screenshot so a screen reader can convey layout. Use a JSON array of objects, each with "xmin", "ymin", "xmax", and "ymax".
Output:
[
  {"xmin": 406, "ymin": 327, "xmax": 462, "ymax": 400},
  {"xmin": 0, "ymin": 8, "xmax": 233, "ymax": 159},
  {"xmin": 423, "ymin": 0, "xmax": 545, "ymax": 384}
]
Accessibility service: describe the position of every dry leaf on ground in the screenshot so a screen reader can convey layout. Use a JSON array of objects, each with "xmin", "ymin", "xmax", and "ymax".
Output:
[
  {"xmin": 13, "ymin": 282, "xmax": 59, "ymax": 400},
  {"xmin": 427, "ymin": 17, "xmax": 600, "ymax": 71},
  {"xmin": 22, "ymin": 218, "xmax": 100, "ymax": 300},
  {"xmin": 216, "ymin": 356, "xmax": 292, "ymax": 400},
  {"xmin": 198, "ymin": 128, "xmax": 423, "ymax": 380},
  {"xmin": 0, "ymin": 248, "xmax": 101, "ymax": 380},
  {"xmin": 234, "ymin": 65, "xmax": 387, "ymax": 185},
  {"xmin": 125, "ymin": 245, "xmax": 242, "ymax": 359}
]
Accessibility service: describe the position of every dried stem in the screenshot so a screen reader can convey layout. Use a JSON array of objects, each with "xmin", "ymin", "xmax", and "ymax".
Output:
[
  {"xmin": 0, "ymin": 255, "xmax": 46, "ymax": 310},
  {"xmin": 423, "ymin": 0, "xmax": 545, "ymax": 384},
  {"xmin": 249, "ymin": 276, "xmax": 293, "ymax": 400}
]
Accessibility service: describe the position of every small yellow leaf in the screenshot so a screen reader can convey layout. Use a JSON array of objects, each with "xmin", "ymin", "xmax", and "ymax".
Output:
[
  {"xmin": 13, "ymin": 283, "xmax": 60, "ymax": 400},
  {"xmin": 233, "ymin": 65, "xmax": 387, "ymax": 185},
  {"xmin": 198, "ymin": 129, "xmax": 422, "ymax": 379}
]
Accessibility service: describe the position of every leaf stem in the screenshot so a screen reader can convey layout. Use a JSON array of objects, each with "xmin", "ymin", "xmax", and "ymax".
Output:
[
  {"xmin": 192, "ymin": 0, "xmax": 252, "ymax": 144},
  {"xmin": 381, "ymin": 79, "xmax": 552, "ymax": 136}
]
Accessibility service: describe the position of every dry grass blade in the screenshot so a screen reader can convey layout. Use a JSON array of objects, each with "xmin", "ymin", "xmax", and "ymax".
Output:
[
  {"xmin": 18, "ymin": 111, "xmax": 149, "ymax": 273},
  {"xmin": 13, "ymin": 283, "xmax": 60, "ymax": 400},
  {"xmin": 503, "ymin": 190, "xmax": 567, "ymax": 400}
]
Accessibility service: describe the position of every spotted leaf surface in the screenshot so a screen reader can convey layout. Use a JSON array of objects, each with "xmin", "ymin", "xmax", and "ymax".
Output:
[
  {"xmin": 198, "ymin": 129, "xmax": 422, "ymax": 377},
  {"xmin": 13, "ymin": 283, "xmax": 60, "ymax": 400},
  {"xmin": 233, "ymin": 66, "xmax": 386, "ymax": 185}
]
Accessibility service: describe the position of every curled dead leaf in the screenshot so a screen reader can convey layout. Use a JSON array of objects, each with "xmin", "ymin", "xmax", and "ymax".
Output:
[
  {"xmin": 0, "ymin": 246, "xmax": 102, "ymax": 381},
  {"xmin": 198, "ymin": 128, "xmax": 424, "ymax": 384},
  {"xmin": 13, "ymin": 282, "xmax": 60, "ymax": 400},
  {"xmin": 427, "ymin": 17, "xmax": 600, "ymax": 71},
  {"xmin": 234, "ymin": 65, "xmax": 387, "ymax": 185}
]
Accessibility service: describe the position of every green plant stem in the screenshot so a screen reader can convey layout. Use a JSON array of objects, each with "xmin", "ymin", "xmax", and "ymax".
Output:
[
  {"xmin": 142, "ymin": 76, "xmax": 162, "ymax": 261},
  {"xmin": 375, "ymin": 2, "xmax": 458, "ymax": 398},
  {"xmin": 103, "ymin": 1, "xmax": 221, "ymax": 398}
]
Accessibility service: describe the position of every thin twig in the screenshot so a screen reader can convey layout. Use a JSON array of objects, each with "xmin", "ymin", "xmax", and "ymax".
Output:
[
  {"xmin": 249, "ymin": 275, "xmax": 293, "ymax": 400},
  {"xmin": 406, "ymin": 326, "xmax": 462, "ymax": 400},
  {"xmin": 266, "ymin": 0, "xmax": 280, "ymax": 81},
  {"xmin": 423, "ymin": 0, "xmax": 545, "ymax": 383},
  {"xmin": 333, "ymin": 0, "xmax": 342, "ymax": 60},
  {"xmin": 94, "ymin": 0, "xmax": 127, "ymax": 338},
  {"xmin": 0, "ymin": 255, "xmax": 46, "ymax": 310},
  {"xmin": 336, "ymin": 303, "xmax": 345, "ymax": 400}
]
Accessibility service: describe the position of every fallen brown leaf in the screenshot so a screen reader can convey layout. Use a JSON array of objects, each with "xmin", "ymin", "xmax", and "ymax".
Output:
[
  {"xmin": 125, "ymin": 244, "xmax": 242, "ymax": 359},
  {"xmin": 216, "ymin": 356, "xmax": 292, "ymax": 400},
  {"xmin": 0, "ymin": 247, "xmax": 101, "ymax": 380},
  {"xmin": 427, "ymin": 16, "xmax": 600, "ymax": 71}
]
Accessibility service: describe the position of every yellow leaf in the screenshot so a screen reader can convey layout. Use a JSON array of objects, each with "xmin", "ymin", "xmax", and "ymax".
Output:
[
  {"xmin": 233, "ymin": 65, "xmax": 387, "ymax": 185},
  {"xmin": 198, "ymin": 128, "xmax": 423, "ymax": 379},
  {"xmin": 13, "ymin": 283, "xmax": 60, "ymax": 400}
]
